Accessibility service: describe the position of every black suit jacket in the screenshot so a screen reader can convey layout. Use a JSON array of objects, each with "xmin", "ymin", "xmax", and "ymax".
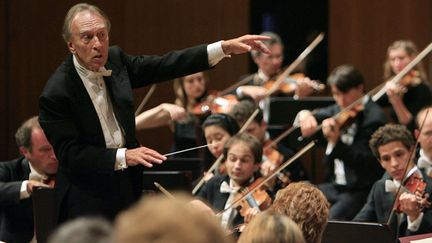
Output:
[
  {"xmin": 0, "ymin": 157, "xmax": 33, "ymax": 243},
  {"xmin": 313, "ymin": 98, "xmax": 387, "ymax": 189},
  {"xmin": 39, "ymin": 45, "xmax": 210, "ymax": 221},
  {"xmin": 354, "ymin": 170, "xmax": 432, "ymax": 239},
  {"xmin": 196, "ymin": 175, "xmax": 244, "ymax": 227}
]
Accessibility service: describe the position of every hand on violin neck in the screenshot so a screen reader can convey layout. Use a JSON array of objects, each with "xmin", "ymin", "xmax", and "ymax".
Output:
[{"xmin": 295, "ymin": 77, "xmax": 316, "ymax": 98}]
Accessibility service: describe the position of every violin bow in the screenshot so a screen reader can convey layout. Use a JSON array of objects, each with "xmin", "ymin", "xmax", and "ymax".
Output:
[
  {"xmin": 215, "ymin": 141, "xmax": 316, "ymax": 217},
  {"xmin": 135, "ymin": 84, "xmax": 157, "ymax": 116},
  {"xmin": 154, "ymin": 182, "xmax": 176, "ymax": 200},
  {"xmin": 266, "ymin": 32, "xmax": 324, "ymax": 96},
  {"xmin": 372, "ymin": 42, "xmax": 432, "ymax": 102},
  {"xmin": 192, "ymin": 108, "xmax": 261, "ymax": 195},
  {"xmin": 298, "ymin": 42, "xmax": 432, "ymax": 142},
  {"xmin": 385, "ymin": 109, "xmax": 430, "ymax": 225}
]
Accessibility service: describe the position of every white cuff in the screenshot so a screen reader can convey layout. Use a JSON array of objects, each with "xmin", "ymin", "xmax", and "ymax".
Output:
[
  {"xmin": 207, "ymin": 41, "xmax": 231, "ymax": 67},
  {"xmin": 407, "ymin": 212, "xmax": 424, "ymax": 232},
  {"xmin": 236, "ymin": 87, "xmax": 244, "ymax": 97},
  {"xmin": 325, "ymin": 142, "xmax": 335, "ymax": 155},
  {"xmin": 114, "ymin": 148, "xmax": 128, "ymax": 171},
  {"xmin": 20, "ymin": 180, "xmax": 30, "ymax": 199}
]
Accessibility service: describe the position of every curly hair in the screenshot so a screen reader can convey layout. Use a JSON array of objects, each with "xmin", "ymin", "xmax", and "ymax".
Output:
[
  {"xmin": 369, "ymin": 124, "xmax": 414, "ymax": 159},
  {"xmin": 270, "ymin": 182, "xmax": 329, "ymax": 243}
]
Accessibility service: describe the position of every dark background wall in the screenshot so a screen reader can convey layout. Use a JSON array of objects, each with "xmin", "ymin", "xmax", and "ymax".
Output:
[{"xmin": 1, "ymin": 0, "xmax": 431, "ymax": 161}]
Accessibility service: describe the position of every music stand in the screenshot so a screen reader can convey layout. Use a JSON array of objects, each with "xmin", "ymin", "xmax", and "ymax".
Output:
[
  {"xmin": 264, "ymin": 96, "xmax": 335, "ymax": 126},
  {"xmin": 322, "ymin": 221, "xmax": 395, "ymax": 243},
  {"xmin": 264, "ymin": 96, "xmax": 335, "ymax": 148},
  {"xmin": 32, "ymin": 187, "xmax": 57, "ymax": 243}
]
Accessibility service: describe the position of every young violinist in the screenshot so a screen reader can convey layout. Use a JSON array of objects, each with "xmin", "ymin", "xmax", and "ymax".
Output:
[
  {"xmin": 354, "ymin": 124, "xmax": 432, "ymax": 239},
  {"xmin": 377, "ymin": 40, "xmax": 432, "ymax": 131},
  {"xmin": 235, "ymin": 31, "xmax": 317, "ymax": 101},
  {"xmin": 195, "ymin": 133, "xmax": 270, "ymax": 230},
  {"xmin": 136, "ymin": 71, "xmax": 210, "ymax": 158},
  {"xmin": 229, "ymin": 99, "xmax": 308, "ymax": 190},
  {"xmin": 201, "ymin": 113, "xmax": 239, "ymax": 176},
  {"xmin": 296, "ymin": 64, "xmax": 387, "ymax": 220}
]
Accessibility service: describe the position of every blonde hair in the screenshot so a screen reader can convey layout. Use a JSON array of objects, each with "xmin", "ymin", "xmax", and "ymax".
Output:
[
  {"xmin": 270, "ymin": 182, "xmax": 329, "ymax": 243},
  {"xmin": 383, "ymin": 40, "xmax": 427, "ymax": 81},
  {"xmin": 114, "ymin": 193, "xmax": 229, "ymax": 243},
  {"xmin": 238, "ymin": 210, "xmax": 305, "ymax": 243}
]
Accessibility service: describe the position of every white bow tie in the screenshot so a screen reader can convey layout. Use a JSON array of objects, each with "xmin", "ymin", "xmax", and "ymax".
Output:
[
  {"xmin": 220, "ymin": 181, "xmax": 240, "ymax": 194},
  {"xmin": 86, "ymin": 68, "xmax": 112, "ymax": 80},
  {"xmin": 417, "ymin": 155, "xmax": 432, "ymax": 169},
  {"xmin": 385, "ymin": 179, "xmax": 400, "ymax": 193}
]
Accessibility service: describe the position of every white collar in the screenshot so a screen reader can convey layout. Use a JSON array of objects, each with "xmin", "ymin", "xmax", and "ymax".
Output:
[{"xmin": 73, "ymin": 55, "xmax": 112, "ymax": 81}]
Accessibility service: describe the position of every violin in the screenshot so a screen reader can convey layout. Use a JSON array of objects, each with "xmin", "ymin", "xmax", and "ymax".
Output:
[
  {"xmin": 334, "ymin": 103, "xmax": 364, "ymax": 129},
  {"xmin": 263, "ymin": 73, "xmax": 325, "ymax": 95},
  {"xmin": 192, "ymin": 93, "xmax": 238, "ymax": 116},
  {"xmin": 394, "ymin": 172, "xmax": 431, "ymax": 213},
  {"xmin": 396, "ymin": 70, "xmax": 421, "ymax": 87},
  {"xmin": 234, "ymin": 177, "xmax": 272, "ymax": 217},
  {"xmin": 372, "ymin": 42, "xmax": 432, "ymax": 102}
]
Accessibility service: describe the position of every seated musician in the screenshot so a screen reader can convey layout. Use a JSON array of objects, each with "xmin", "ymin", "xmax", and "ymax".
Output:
[
  {"xmin": 195, "ymin": 133, "xmax": 269, "ymax": 230},
  {"xmin": 135, "ymin": 71, "xmax": 210, "ymax": 158},
  {"xmin": 415, "ymin": 106, "xmax": 432, "ymax": 177},
  {"xmin": 354, "ymin": 124, "xmax": 432, "ymax": 239},
  {"xmin": 201, "ymin": 113, "xmax": 240, "ymax": 173},
  {"xmin": 0, "ymin": 116, "xmax": 58, "ymax": 242},
  {"xmin": 270, "ymin": 182, "xmax": 330, "ymax": 243},
  {"xmin": 235, "ymin": 31, "xmax": 316, "ymax": 101},
  {"xmin": 296, "ymin": 64, "xmax": 386, "ymax": 220},
  {"xmin": 229, "ymin": 99, "xmax": 307, "ymax": 191}
]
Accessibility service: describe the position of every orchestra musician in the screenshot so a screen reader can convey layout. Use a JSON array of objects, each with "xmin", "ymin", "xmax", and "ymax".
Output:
[
  {"xmin": 201, "ymin": 113, "xmax": 239, "ymax": 175},
  {"xmin": 195, "ymin": 133, "xmax": 270, "ymax": 230},
  {"xmin": 235, "ymin": 31, "xmax": 317, "ymax": 101},
  {"xmin": 354, "ymin": 124, "xmax": 432, "ymax": 239},
  {"xmin": 416, "ymin": 106, "xmax": 432, "ymax": 177},
  {"xmin": 38, "ymin": 2, "xmax": 271, "ymax": 222},
  {"xmin": 376, "ymin": 40, "xmax": 432, "ymax": 131},
  {"xmin": 295, "ymin": 65, "xmax": 386, "ymax": 220},
  {"xmin": 135, "ymin": 72, "xmax": 210, "ymax": 158},
  {"xmin": 270, "ymin": 182, "xmax": 330, "ymax": 243},
  {"xmin": 0, "ymin": 117, "xmax": 58, "ymax": 243},
  {"xmin": 229, "ymin": 99, "xmax": 307, "ymax": 191}
]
